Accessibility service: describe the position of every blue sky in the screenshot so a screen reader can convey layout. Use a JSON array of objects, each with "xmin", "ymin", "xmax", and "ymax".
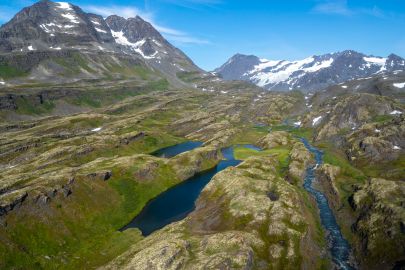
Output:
[{"xmin": 1, "ymin": 0, "xmax": 405, "ymax": 70}]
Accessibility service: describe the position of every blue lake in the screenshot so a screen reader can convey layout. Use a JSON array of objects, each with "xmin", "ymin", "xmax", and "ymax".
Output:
[
  {"xmin": 121, "ymin": 138, "xmax": 355, "ymax": 270},
  {"xmin": 120, "ymin": 145, "xmax": 242, "ymax": 236},
  {"xmin": 151, "ymin": 141, "xmax": 203, "ymax": 158}
]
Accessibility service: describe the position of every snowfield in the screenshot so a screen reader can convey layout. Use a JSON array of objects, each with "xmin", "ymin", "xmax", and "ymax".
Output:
[
  {"xmin": 250, "ymin": 56, "xmax": 334, "ymax": 87},
  {"xmin": 312, "ymin": 116, "xmax": 323, "ymax": 126},
  {"xmin": 393, "ymin": 82, "xmax": 405, "ymax": 88}
]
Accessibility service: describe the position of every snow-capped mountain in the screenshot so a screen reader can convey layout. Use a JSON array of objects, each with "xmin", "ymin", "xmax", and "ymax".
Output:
[
  {"xmin": 0, "ymin": 0, "xmax": 199, "ymax": 77},
  {"xmin": 215, "ymin": 51, "xmax": 405, "ymax": 91}
]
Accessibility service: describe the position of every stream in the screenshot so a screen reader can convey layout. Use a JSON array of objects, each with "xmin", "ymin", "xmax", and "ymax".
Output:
[
  {"xmin": 121, "ymin": 138, "xmax": 355, "ymax": 269},
  {"xmin": 300, "ymin": 138, "xmax": 355, "ymax": 270}
]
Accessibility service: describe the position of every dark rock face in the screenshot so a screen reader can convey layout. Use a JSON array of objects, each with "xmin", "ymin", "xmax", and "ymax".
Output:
[
  {"xmin": 106, "ymin": 15, "xmax": 165, "ymax": 45},
  {"xmin": 0, "ymin": 87, "xmax": 81, "ymax": 112},
  {"xmin": 0, "ymin": 0, "xmax": 200, "ymax": 81},
  {"xmin": 0, "ymin": 1, "xmax": 110, "ymax": 52},
  {"xmin": 87, "ymin": 171, "xmax": 112, "ymax": 181},
  {"xmin": 119, "ymin": 131, "xmax": 146, "ymax": 145},
  {"xmin": 215, "ymin": 54, "xmax": 261, "ymax": 80},
  {"xmin": 104, "ymin": 14, "xmax": 200, "ymax": 73},
  {"xmin": 215, "ymin": 50, "xmax": 405, "ymax": 91},
  {"xmin": 350, "ymin": 178, "xmax": 405, "ymax": 270},
  {"xmin": 0, "ymin": 95, "xmax": 17, "ymax": 110},
  {"xmin": 0, "ymin": 192, "xmax": 28, "ymax": 216},
  {"xmin": 134, "ymin": 161, "xmax": 159, "ymax": 181}
]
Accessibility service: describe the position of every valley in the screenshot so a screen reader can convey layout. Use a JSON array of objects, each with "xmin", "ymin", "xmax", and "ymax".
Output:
[{"xmin": 0, "ymin": 1, "xmax": 404, "ymax": 269}]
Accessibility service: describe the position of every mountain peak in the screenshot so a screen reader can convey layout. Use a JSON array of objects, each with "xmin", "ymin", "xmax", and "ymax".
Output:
[
  {"xmin": 0, "ymin": 0, "xmax": 200, "ymax": 79},
  {"xmin": 215, "ymin": 51, "xmax": 405, "ymax": 91}
]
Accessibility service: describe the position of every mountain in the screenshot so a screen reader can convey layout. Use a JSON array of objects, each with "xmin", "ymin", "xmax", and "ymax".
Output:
[
  {"xmin": 214, "ymin": 51, "xmax": 405, "ymax": 91},
  {"xmin": 0, "ymin": 0, "xmax": 200, "ymax": 84}
]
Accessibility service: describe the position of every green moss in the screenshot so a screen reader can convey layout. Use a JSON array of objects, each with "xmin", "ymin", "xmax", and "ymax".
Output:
[
  {"xmin": 177, "ymin": 71, "xmax": 201, "ymax": 83},
  {"xmin": 372, "ymin": 114, "xmax": 394, "ymax": 123},
  {"xmin": 15, "ymin": 97, "xmax": 55, "ymax": 115},
  {"xmin": 0, "ymin": 154, "xmax": 185, "ymax": 269},
  {"xmin": 69, "ymin": 91, "xmax": 102, "ymax": 108},
  {"xmin": 72, "ymin": 53, "xmax": 96, "ymax": 73},
  {"xmin": 0, "ymin": 64, "xmax": 27, "ymax": 78},
  {"xmin": 146, "ymin": 79, "xmax": 169, "ymax": 91},
  {"xmin": 269, "ymin": 125, "xmax": 291, "ymax": 132},
  {"xmin": 231, "ymin": 126, "xmax": 268, "ymax": 145},
  {"xmin": 105, "ymin": 63, "xmax": 151, "ymax": 79},
  {"xmin": 318, "ymin": 142, "xmax": 366, "ymax": 183}
]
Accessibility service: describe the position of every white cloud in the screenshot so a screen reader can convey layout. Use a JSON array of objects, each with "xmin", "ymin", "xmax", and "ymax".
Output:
[
  {"xmin": 83, "ymin": 4, "xmax": 209, "ymax": 45},
  {"xmin": 312, "ymin": 0, "xmax": 353, "ymax": 16},
  {"xmin": 84, "ymin": 5, "xmax": 154, "ymax": 21},
  {"xmin": 312, "ymin": 1, "xmax": 385, "ymax": 18},
  {"xmin": 164, "ymin": 34, "xmax": 210, "ymax": 45},
  {"xmin": 161, "ymin": 0, "xmax": 223, "ymax": 9}
]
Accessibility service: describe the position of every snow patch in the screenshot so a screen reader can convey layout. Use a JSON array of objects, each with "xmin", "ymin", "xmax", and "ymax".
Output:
[
  {"xmin": 293, "ymin": 121, "xmax": 301, "ymax": 127},
  {"xmin": 40, "ymin": 23, "xmax": 59, "ymax": 33},
  {"xmin": 111, "ymin": 31, "xmax": 157, "ymax": 59},
  {"xmin": 91, "ymin": 127, "xmax": 102, "ymax": 132},
  {"xmin": 390, "ymin": 110, "xmax": 402, "ymax": 115},
  {"xmin": 393, "ymin": 145, "xmax": 401, "ymax": 150},
  {"xmin": 304, "ymin": 58, "xmax": 334, "ymax": 73},
  {"xmin": 56, "ymin": 2, "xmax": 73, "ymax": 10},
  {"xmin": 393, "ymin": 82, "xmax": 405, "ymax": 88},
  {"xmin": 28, "ymin": 45, "xmax": 34, "ymax": 51},
  {"xmin": 95, "ymin": 27, "xmax": 107, "ymax": 33},
  {"xmin": 252, "ymin": 60, "xmax": 281, "ymax": 72},
  {"xmin": 312, "ymin": 116, "xmax": 323, "ymax": 126},
  {"xmin": 0, "ymin": 81, "xmax": 5, "ymax": 85},
  {"xmin": 61, "ymin": 13, "xmax": 80, "ymax": 24},
  {"xmin": 341, "ymin": 85, "xmax": 347, "ymax": 89},
  {"xmin": 250, "ymin": 56, "xmax": 333, "ymax": 87},
  {"xmin": 363, "ymin": 56, "xmax": 386, "ymax": 65},
  {"xmin": 153, "ymin": 39, "xmax": 163, "ymax": 47},
  {"xmin": 375, "ymin": 129, "xmax": 381, "ymax": 133},
  {"xmin": 91, "ymin": 20, "xmax": 101, "ymax": 25}
]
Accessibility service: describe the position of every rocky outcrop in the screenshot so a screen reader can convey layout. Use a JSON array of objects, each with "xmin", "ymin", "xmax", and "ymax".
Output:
[
  {"xmin": 304, "ymin": 93, "xmax": 403, "ymax": 141},
  {"xmin": 346, "ymin": 116, "xmax": 404, "ymax": 164},
  {"xmin": 102, "ymin": 156, "xmax": 325, "ymax": 269},
  {"xmin": 119, "ymin": 131, "xmax": 146, "ymax": 145},
  {"xmin": 168, "ymin": 146, "xmax": 221, "ymax": 181},
  {"xmin": 258, "ymin": 131, "xmax": 291, "ymax": 149},
  {"xmin": 133, "ymin": 161, "xmax": 159, "ymax": 181},
  {"xmin": 288, "ymin": 141, "xmax": 313, "ymax": 183},
  {"xmin": 315, "ymin": 164, "xmax": 341, "ymax": 208},
  {"xmin": 86, "ymin": 171, "xmax": 112, "ymax": 181},
  {"xmin": 0, "ymin": 87, "xmax": 82, "ymax": 112},
  {"xmin": 0, "ymin": 94, "xmax": 17, "ymax": 110},
  {"xmin": 186, "ymin": 120, "xmax": 237, "ymax": 148},
  {"xmin": 0, "ymin": 190, "xmax": 28, "ymax": 216},
  {"xmin": 350, "ymin": 178, "xmax": 405, "ymax": 270}
]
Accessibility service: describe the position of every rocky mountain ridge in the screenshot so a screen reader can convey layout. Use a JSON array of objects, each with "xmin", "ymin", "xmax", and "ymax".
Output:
[
  {"xmin": 0, "ymin": 0, "xmax": 200, "ymax": 84},
  {"xmin": 215, "ymin": 51, "xmax": 405, "ymax": 91}
]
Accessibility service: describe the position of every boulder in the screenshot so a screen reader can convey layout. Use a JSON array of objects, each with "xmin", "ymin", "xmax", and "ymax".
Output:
[
  {"xmin": 86, "ymin": 171, "xmax": 112, "ymax": 181},
  {"xmin": 258, "ymin": 131, "xmax": 291, "ymax": 149}
]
